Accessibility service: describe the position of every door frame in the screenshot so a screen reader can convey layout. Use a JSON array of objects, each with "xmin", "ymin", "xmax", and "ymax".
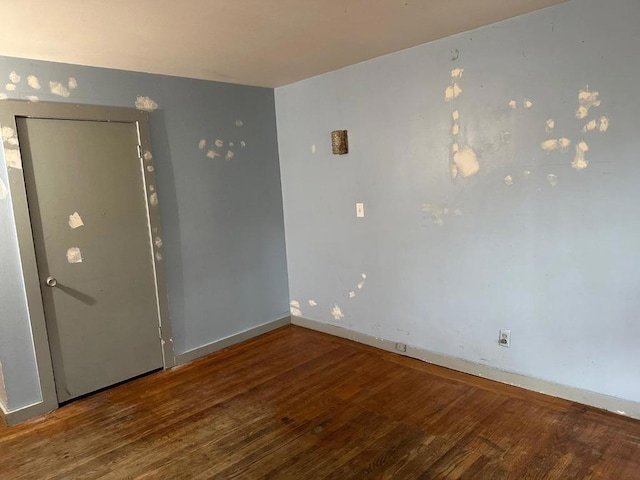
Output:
[{"xmin": 1, "ymin": 101, "xmax": 175, "ymax": 416}]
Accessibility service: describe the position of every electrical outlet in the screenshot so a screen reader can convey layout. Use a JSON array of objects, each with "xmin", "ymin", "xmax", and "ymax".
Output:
[
  {"xmin": 395, "ymin": 342, "xmax": 407, "ymax": 352},
  {"xmin": 499, "ymin": 329, "xmax": 511, "ymax": 347}
]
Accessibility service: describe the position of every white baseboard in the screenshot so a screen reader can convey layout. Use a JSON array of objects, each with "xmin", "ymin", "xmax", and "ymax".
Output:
[
  {"xmin": 292, "ymin": 316, "xmax": 640, "ymax": 421},
  {"xmin": 174, "ymin": 316, "xmax": 291, "ymax": 366},
  {"xmin": 0, "ymin": 400, "xmax": 54, "ymax": 426}
]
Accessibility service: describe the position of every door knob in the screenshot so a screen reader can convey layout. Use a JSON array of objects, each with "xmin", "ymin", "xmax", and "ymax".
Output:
[{"xmin": 46, "ymin": 276, "xmax": 58, "ymax": 287}]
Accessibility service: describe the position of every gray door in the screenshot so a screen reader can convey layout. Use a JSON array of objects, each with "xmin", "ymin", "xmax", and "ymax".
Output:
[{"xmin": 17, "ymin": 117, "xmax": 163, "ymax": 403}]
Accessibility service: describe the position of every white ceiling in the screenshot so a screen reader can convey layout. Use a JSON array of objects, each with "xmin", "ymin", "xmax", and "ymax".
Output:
[{"xmin": 0, "ymin": 0, "xmax": 567, "ymax": 88}]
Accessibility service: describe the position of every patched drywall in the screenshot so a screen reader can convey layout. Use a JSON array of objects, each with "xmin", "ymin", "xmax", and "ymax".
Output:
[
  {"xmin": 0, "ymin": 56, "xmax": 288, "ymax": 411},
  {"xmin": 276, "ymin": 0, "xmax": 640, "ymax": 405}
]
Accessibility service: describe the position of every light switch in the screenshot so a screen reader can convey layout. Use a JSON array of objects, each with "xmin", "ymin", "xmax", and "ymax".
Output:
[{"xmin": 356, "ymin": 203, "xmax": 365, "ymax": 218}]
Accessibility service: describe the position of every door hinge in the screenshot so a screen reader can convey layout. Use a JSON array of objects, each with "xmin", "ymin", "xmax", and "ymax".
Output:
[{"xmin": 137, "ymin": 144, "xmax": 143, "ymax": 159}]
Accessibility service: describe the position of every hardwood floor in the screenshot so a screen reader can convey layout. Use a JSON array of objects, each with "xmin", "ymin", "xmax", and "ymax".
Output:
[{"xmin": 1, "ymin": 325, "xmax": 639, "ymax": 479}]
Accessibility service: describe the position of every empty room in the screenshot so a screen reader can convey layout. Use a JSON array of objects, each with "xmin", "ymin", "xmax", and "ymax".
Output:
[{"xmin": 1, "ymin": 0, "xmax": 639, "ymax": 478}]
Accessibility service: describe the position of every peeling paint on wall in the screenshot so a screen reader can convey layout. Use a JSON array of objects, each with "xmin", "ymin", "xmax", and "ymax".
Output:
[
  {"xmin": 149, "ymin": 193, "xmax": 158, "ymax": 206},
  {"xmin": 308, "ymin": 299, "xmax": 317, "ymax": 306},
  {"xmin": 154, "ymin": 237, "xmax": 163, "ymax": 248},
  {"xmin": 5, "ymin": 83, "xmax": 16, "ymax": 92},
  {"xmin": 206, "ymin": 150, "xmax": 219, "ymax": 159},
  {"xmin": 9, "ymin": 71, "xmax": 20, "ymax": 83},
  {"xmin": 225, "ymin": 150, "xmax": 234, "ymax": 161},
  {"xmin": 1, "ymin": 126, "xmax": 17, "ymax": 145},
  {"xmin": 68, "ymin": 212, "xmax": 84, "ymax": 229},
  {"xmin": 214, "ymin": 139, "xmax": 224, "ymax": 148},
  {"xmin": 135, "ymin": 95, "xmax": 158, "ymax": 112},
  {"xmin": 198, "ymin": 139, "xmax": 206, "ymax": 150},
  {"xmin": 68, "ymin": 77, "xmax": 78, "ymax": 90},
  {"xmin": 66, "ymin": 247, "xmax": 83, "ymax": 264},
  {"xmin": 27, "ymin": 75, "xmax": 41, "ymax": 89},
  {"xmin": 598, "ymin": 116, "xmax": 609, "ymax": 132},
  {"xmin": 49, "ymin": 81, "xmax": 70, "ymax": 97},
  {"xmin": 504, "ymin": 175, "xmax": 514, "ymax": 185},
  {"xmin": 27, "ymin": 96, "xmax": 39, "ymax": 103}
]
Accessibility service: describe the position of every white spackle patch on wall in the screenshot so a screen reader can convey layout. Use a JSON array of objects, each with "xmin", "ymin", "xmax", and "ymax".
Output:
[
  {"xmin": 149, "ymin": 185, "xmax": 155, "ymax": 192},
  {"xmin": 576, "ymin": 87, "xmax": 600, "ymax": 119},
  {"xmin": 547, "ymin": 174, "xmax": 558, "ymax": 187},
  {"xmin": 27, "ymin": 96, "xmax": 39, "ymax": 103},
  {"xmin": 235, "ymin": 120, "xmax": 243, "ymax": 127},
  {"xmin": 451, "ymin": 124, "xmax": 460, "ymax": 135},
  {"xmin": 49, "ymin": 81, "xmax": 70, "ymax": 97},
  {"xmin": 5, "ymin": 83, "xmax": 16, "ymax": 92},
  {"xmin": 572, "ymin": 141, "xmax": 589, "ymax": 170},
  {"xmin": 421, "ymin": 203, "xmax": 449, "ymax": 226},
  {"xmin": 214, "ymin": 139, "xmax": 224, "ymax": 148},
  {"xmin": 331, "ymin": 305, "xmax": 344, "ymax": 321},
  {"xmin": 154, "ymin": 237, "xmax": 163, "ymax": 248},
  {"xmin": 598, "ymin": 116, "xmax": 609, "ymax": 132},
  {"xmin": 357, "ymin": 273, "xmax": 366, "ymax": 289},
  {"xmin": 1, "ymin": 126, "xmax": 15, "ymax": 142},
  {"xmin": 147, "ymin": 165, "xmax": 154, "ymax": 172},
  {"xmin": 504, "ymin": 175, "xmax": 514, "ymax": 185},
  {"xmin": 451, "ymin": 68, "xmax": 464, "ymax": 79},
  {"xmin": 68, "ymin": 212, "xmax": 84, "ymax": 229},
  {"xmin": 9, "ymin": 71, "xmax": 20, "ymax": 83},
  {"xmin": 509, "ymin": 100, "xmax": 517, "ymax": 109},
  {"xmin": 453, "ymin": 146, "xmax": 479, "ymax": 177},
  {"xmin": 225, "ymin": 150, "xmax": 234, "ymax": 161},
  {"xmin": 155, "ymin": 252, "xmax": 163, "ymax": 261},
  {"xmin": 540, "ymin": 138, "xmax": 571, "ymax": 152},
  {"xmin": 349, "ymin": 291, "xmax": 356, "ymax": 298},
  {"xmin": 68, "ymin": 77, "xmax": 78, "ymax": 90},
  {"xmin": 27, "ymin": 75, "xmax": 41, "ymax": 89},
  {"xmin": 452, "ymin": 110, "xmax": 459, "ymax": 121},
  {"xmin": 4, "ymin": 149, "xmax": 22, "ymax": 169},
  {"xmin": 523, "ymin": 170, "xmax": 531, "ymax": 176},
  {"xmin": 135, "ymin": 95, "xmax": 158, "ymax": 112},
  {"xmin": 229, "ymin": 142, "xmax": 235, "ymax": 147},
  {"xmin": 149, "ymin": 193, "xmax": 158, "ymax": 206},
  {"xmin": 308, "ymin": 299, "xmax": 317, "ymax": 306},
  {"xmin": 523, "ymin": 99, "xmax": 533, "ymax": 109},
  {"xmin": 143, "ymin": 150, "xmax": 153, "ymax": 161},
  {"xmin": 0, "ymin": 93, "xmax": 7, "ymax": 100},
  {"xmin": 546, "ymin": 119, "xmax": 555, "ymax": 133},
  {"xmin": 240, "ymin": 141, "xmax": 246, "ymax": 148},
  {"xmin": 290, "ymin": 300, "xmax": 302, "ymax": 316},
  {"xmin": 444, "ymin": 83, "xmax": 462, "ymax": 101},
  {"xmin": 583, "ymin": 119, "xmax": 597, "ymax": 132},
  {"xmin": 311, "ymin": 144, "xmax": 316, "ymax": 154},
  {"xmin": 198, "ymin": 139, "xmax": 206, "ymax": 150},
  {"xmin": 453, "ymin": 208, "xmax": 463, "ymax": 216},
  {"xmin": 66, "ymin": 247, "xmax": 83, "ymax": 264},
  {"xmin": 0, "ymin": 177, "xmax": 8, "ymax": 200},
  {"xmin": 206, "ymin": 150, "xmax": 220, "ymax": 159}
]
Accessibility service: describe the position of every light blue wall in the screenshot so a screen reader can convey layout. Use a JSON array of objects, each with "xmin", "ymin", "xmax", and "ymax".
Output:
[
  {"xmin": 0, "ymin": 57, "xmax": 289, "ymax": 411},
  {"xmin": 276, "ymin": 0, "xmax": 640, "ymax": 403}
]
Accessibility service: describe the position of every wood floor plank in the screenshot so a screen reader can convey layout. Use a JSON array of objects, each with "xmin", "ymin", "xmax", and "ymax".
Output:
[{"xmin": 1, "ymin": 325, "xmax": 639, "ymax": 479}]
